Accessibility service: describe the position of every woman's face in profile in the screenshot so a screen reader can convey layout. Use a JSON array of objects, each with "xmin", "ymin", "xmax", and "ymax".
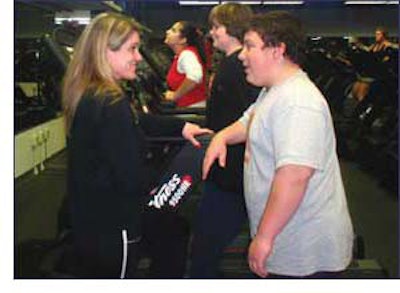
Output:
[
  {"xmin": 164, "ymin": 22, "xmax": 185, "ymax": 47},
  {"xmin": 106, "ymin": 31, "xmax": 143, "ymax": 81},
  {"xmin": 375, "ymin": 30, "xmax": 385, "ymax": 43}
]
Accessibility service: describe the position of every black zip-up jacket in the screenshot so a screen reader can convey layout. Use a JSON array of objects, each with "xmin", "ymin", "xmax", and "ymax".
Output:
[{"xmin": 67, "ymin": 92, "xmax": 185, "ymax": 239}]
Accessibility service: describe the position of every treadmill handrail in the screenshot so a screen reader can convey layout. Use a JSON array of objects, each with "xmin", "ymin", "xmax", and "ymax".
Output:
[
  {"xmin": 153, "ymin": 103, "xmax": 206, "ymax": 116},
  {"xmin": 145, "ymin": 133, "xmax": 212, "ymax": 144}
]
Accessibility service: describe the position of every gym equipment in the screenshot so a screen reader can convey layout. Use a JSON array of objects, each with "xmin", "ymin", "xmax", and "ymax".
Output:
[
  {"xmin": 145, "ymin": 135, "xmax": 211, "ymax": 212},
  {"xmin": 217, "ymin": 234, "xmax": 388, "ymax": 279},
  {"xmin": 15, "ymin": 34, "xmax": 69, "ymax": 133},
  {"xmin": 305, "ymin": 36, "xmax": 398, "ymax": 191}
]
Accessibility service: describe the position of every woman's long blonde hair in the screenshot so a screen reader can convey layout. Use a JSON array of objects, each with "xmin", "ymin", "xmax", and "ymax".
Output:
[{"xmin": 62, "ymin": 12, "xmax": 141, "ymax": 134}]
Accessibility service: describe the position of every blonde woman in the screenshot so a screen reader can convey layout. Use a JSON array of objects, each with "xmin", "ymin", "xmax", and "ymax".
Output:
[{"xmin": 63, "ymin": 12, "xmax": 211, "ymax": 278}]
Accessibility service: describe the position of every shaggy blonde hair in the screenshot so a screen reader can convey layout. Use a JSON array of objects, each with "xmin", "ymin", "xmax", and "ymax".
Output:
[{"xmin": 62, "ymin": 12, "xmax": 141, "ymax": 134}]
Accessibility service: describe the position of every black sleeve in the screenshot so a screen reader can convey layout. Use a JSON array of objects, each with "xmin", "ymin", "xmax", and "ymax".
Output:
[
  {"xmin": 138, "ymin": 112, "xmax": 186, "ymax": 137},
  {"xmin": 229, "ymin": 55, "xmax": 260, "ymax": 110},
  {"xmin": 206, "ymin": 52, "xmax": 260, "ymax": 131},
  {"xmin": 205, "ymin": 52, "xmax": 260, "ymax": 193}
]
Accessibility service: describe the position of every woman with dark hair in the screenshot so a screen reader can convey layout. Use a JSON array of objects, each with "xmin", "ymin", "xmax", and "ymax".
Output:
[
  {"xmin": 164, "ymin": 21, "xmax": 207, "ymax": 107},
  {"xmin": 63, "ymin": 12, "xmax": 211, "ymax": 278}
]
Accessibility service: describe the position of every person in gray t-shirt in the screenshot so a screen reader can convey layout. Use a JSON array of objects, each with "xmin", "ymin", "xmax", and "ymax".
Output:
[{"xmin": 202, "ymin": 11, "xmax": 354, "ymax": 278}]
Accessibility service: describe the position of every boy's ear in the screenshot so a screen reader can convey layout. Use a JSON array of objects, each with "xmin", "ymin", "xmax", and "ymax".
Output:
[{"xmin": 274, "ymin": 42, "xmax": 286, "ymax": 58}]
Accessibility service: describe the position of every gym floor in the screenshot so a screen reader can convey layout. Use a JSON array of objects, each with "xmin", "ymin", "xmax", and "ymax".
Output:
[{"xmin": 15, "ymin": 149, "xmax": 398, "ymax": 278}]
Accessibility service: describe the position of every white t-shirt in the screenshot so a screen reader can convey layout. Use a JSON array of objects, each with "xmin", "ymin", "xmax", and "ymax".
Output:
[
  {"xmin": 239, "ymin": 70, "xmax": 354, "ymax": 276},
  {"xmin": 177, "ymin": 50, "xmax": 203, "ymax": 83}
]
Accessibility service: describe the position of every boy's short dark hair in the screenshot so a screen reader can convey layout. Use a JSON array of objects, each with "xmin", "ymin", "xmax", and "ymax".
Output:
[
  {"xmin": 247, "ymin": 11, "xmax": 306, "ymax": 65},
  {"xmin": 208, "ymin": 2, "xmax": 253, "ymax": 41}
]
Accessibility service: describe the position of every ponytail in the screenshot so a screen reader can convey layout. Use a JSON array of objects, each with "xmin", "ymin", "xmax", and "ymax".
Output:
[{"xmin": 179, "ymin": 21, "xmax": 207, "ymax": 65}]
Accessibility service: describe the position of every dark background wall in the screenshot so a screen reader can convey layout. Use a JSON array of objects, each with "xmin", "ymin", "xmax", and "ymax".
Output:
[
  {"xmin": 15, "ymin": 4, "xmax": 55, "ymax": 38},
  {"xmin": 136, "ymin": 3, "xmax": 399, "ymax": 38},
  {"xmin": 16, "ymin": 1, "xmax": 399, "ymax": 39}
]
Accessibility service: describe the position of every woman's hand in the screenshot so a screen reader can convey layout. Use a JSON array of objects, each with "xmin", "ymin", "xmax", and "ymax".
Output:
[
  {"xmin": 182, "ymin": 122, "xmax": 213, "ymax": 149},
  {"xmin": 164, "ymin": 90, "xmax": 176, "ymax": 101}
]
